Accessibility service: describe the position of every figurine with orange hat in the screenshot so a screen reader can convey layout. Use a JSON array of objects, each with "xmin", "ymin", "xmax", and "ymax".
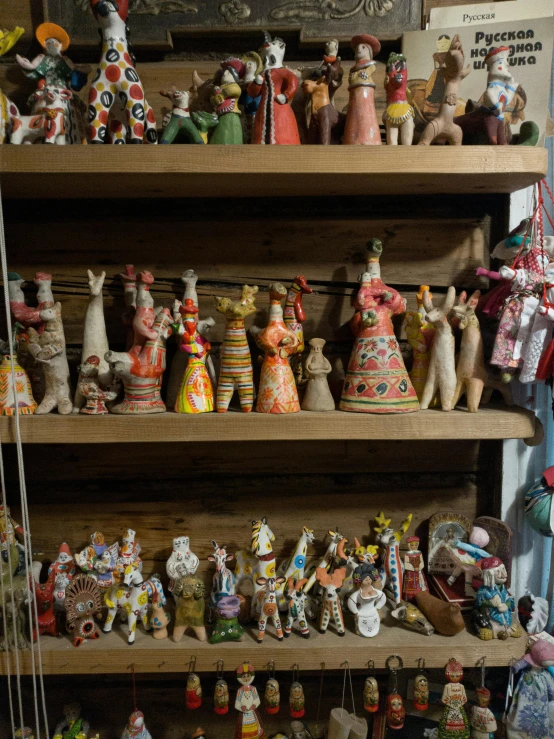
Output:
[
  {"xmin": 173, "ymin": 299, "xmax": 214, "ymax": 413},
  {"xmin": 344, "ymin": 34, "xmax": 381, "ymax": 145},
  {"xmin": 403, "ymin": 536, "xmax": 428, "ymax": 602},
  {"xmin": 210, "ymin": 58, "xmax": 245, "ymax": 145},
  {"xmin": 235, "ymin": 663, "xmax": 266, "ymax": 739},
  {"xmin": 438, "ymin": 659, "xmax": 469, "ymax": 739},
  {"xmin": 472, "ymin": 556, "xmax": 521, "ymax": 640}
]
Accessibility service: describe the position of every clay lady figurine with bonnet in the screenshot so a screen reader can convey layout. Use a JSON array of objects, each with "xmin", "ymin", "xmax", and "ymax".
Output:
[{"xmin": 344, "ymin": 34, "xmax": 381, "ymax": 145}]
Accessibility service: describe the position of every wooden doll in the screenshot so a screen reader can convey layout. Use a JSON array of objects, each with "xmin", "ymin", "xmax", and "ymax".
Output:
[
  {"xmin": 186, "ymin": 673, "xmax": 203, "ymax": 709},
  {"xmin": 472, "ymin": 556, "xmax": 521, "ymax": 640},
  {"xmin": 340, "ymin": 240, "xmax": 419, "ymax": 413},
  {"xmin": 301, "ymin": 339, "xmax": 335, "ymax": 411},
  {"xmin": 438, "ymin": 659, "xmax": 470, "ymax": 739},
  {"xmin": 289, "ymin": 681, "xmax": 305, "ymax": 719},
  {"xmin": 383, "ymin": 53, "xmax": 414, "ymax": 145},
  {"xmin": 252, "ymin": 283, "xmax": 300, "ymax": 414},
  {"xmin": 386, "ymin": 694, "xmax": 406, "ymax": 730},
  {"xmin": 363, "ymin": 677, "xmax": 379, "ymax": 713},
  {"xmin": 215, "ymin": 678, "xmax": 230, "ymax": 715},
  {"xmin": 210, "ymin": 59, "xmax": 245, "ymax": 145},
  {"xmin": 344, "ymin": 34, "xmax": 381, "ymax": 145},
  {"xmin": 235, "ymin": 663, "xmax": 266, "ymax": 739},
  {"xmin": 264, "ymin": 677, "xmax": 280, "ymax": 714},
  {"xmin": 402, "ymin": 536, "xmax": 428, "ymax": 602},
  {"xmin": 413, "ymin": 673, "xmax": 429, "ymax": 711},
  {"xmin": 469, "ymin": 688, "xmax": 496, "ymax": 739},
  {"xmin": 174, "ymin": 299, "xmax": 214, "ymax": 413}
]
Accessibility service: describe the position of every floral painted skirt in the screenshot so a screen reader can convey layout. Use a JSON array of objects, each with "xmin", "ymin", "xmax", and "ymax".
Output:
[
  {"xmin": 438, "ymin": 707, "xmax": 470, "ymax": 739},
  {"xmin": 256, "ymin": 356, "xmax": 300, "ymax": 414},
  {"xmin": 234, "ymin": 710, "xmax": 266, "ymax": 739},
  {"xmin": 490, "ymin": 297, "xmax": 524, "ymax": 369},
  {"xmin": 175, "ymin": 357, "xmax": 213, "ymax": 413}
]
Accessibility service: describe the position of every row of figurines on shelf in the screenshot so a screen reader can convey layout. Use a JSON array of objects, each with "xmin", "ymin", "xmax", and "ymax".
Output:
[
  {"xmin": 0, "ymin": 16, "xmax": 537, "ymax": 147},
  {"xmin": 5, "ymin": 223, "xmax": 554, "ymax": 418},
  {"xmin": 3, "ymin": 506, "xmax": 543, "ymax": 654}
]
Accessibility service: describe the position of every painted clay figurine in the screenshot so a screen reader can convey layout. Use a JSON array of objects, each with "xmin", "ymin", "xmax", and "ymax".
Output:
[
  {"xmin": 347, "ymin": 572, "xmax": 386, "ymax": 637},
  {"xmin": 416, "ymin": 590, "xmax": 465, "ymax": 636},
  {"xmin": 283, "ymin": 275, "xmax": 313, "ymax": 383},
  {"xmin": 364, "ymin": 677, "xmax": 379, "ymax": 713},
  {"xmin": 403, "ymin": 536, "xmax": 428, "ymax": 602},
  {"xmin": 49, "ymin": 541, "xmax": 76, "ymax": 612},
  {"xmin": 77, "ymin": 355, "xmax": 118, "ymax": 414},
  {"xmin": 419, "ymin": 35, "xmax": 470, "ymax": 146},
  {"xmin": 0, "ymin": 354, "xmax": 36, "ymax": 416},
  {"xmin": 469, "ymin": 687, "xmax": 496, "ymax": 739},
  {"xmin": 472, "ymin": 556, "xmax": 521, "ymax": 640},
  {"xmin": 248, "ymin": 32, "xmax": 300, "ymax": 145},
  {"xmin": 277, "ymin": 526, "xmax": 314, "ymax": 606},
  {"xmin": 374, "ymin": 511, "xmax": 413, "ymax": 605},
  {"xmin": 209, "ymin": 595, "xmax": 244, "ymax": 644},
  {"xmin": 10, "ymin": 81, "xmax": 73, "ymax": 145},
  {"xmin": 173, "ymin": 299, "xmax": 213, "ymax": 413},
  {"xmin": 159, "ymin": 87, "xmax": 204, "ymax": 144},
  {"xmin": 284, "ymin": 577, "xmax": 312, "ymax": 638},
  {"xmin": 405, "ymin": 285, "xmax": 435, "ymax": 402},
  {"xmin": 253, "ymin": 283, "xmax": 300, "ymax": 414},
  {"xmin": 120, "ymin": 711, "xmax": 152, "ymax": 739},
  {"xmin": 172, "ymin": 573, "xmax": 207, "ymax": 642},
  {"xmin": 167, "ymin": 535, "xmax": 199, "ymax": 592},
  {"xmin": 255, "ymin": 575, "xmax": 286, "ymax": 643},
  {"xmin": 186, "ymin": 673, "xmax": 203, "ymax": 709},
  {"xmin": 215, "ymin": 285, "xmax": 258, "ymax": 413},
  {"xmin": 420, "ymin": 288, "xmax": 457, "ymax": 412},
  {"xmin": 303, "ymin": 40, "xmax": 343, "ymax": 145},
  {"xmin": 235, "ymin": 663, "xmax": 265, "ymax": 739},
  {"xmin": 451, "ymin": 291, "xmax": 487, "ymax": 412},
  {"xmin": 53, "ymin": 704, "xmax": 89, "ymax": 739},
  {"xmin": 438, "ymin": 659, "xmax": 470, "ymax": 739},
  {"xmin": 390, "ymin": 601, "xmax": 434, "ymax": 635},
  {"xmin": 340, "ymin": 240, "xmax": 419, "ymax": 413},
  {"xmin": 240, "ymin": 51, "xmax": 264, "ymax": 143},
  {"xmin": 27, "ymin": 302, "xmax": 73, "ymax": 415},
  {"xmin": 103, "ymin": 566, "xmax": 165, "ymax": 645},
  {"xmin": 316, "ymin": 566, "xmax": 346, "ymax": 635},
  {"xmin": 414, "ymin": 673, "xmax": 429, "ymax": 712},
  {"xmin": 344, "ymin": 34, "xmax": 381, "ymax": 146},
  {"xmin": 0, "ymin": 28, "xmax": 24, "ymax": 144},
  {"xmin": 151, "ymin": 588, "xmax": 170, "ymax": 640},
  {"xmin": 32, "ymin": 572, "xmax": 58, "ymax": 641},
  {"xmin": 383, "ymin": 53, "xmax": 414, "ymax": 145},
  {"xmin": 75, "ymin": 531, "xmax": 118, "ymax": 589},
  {"xmin": 87, "ymin": 0, "xmax": 157, "ymax": 144},
  {"xmin": 387, "ymin": 694, "xmax": 406, "ymax": 730},
  {"xmin": 64, "ymin": 573, "xmax": 102, "ymax": 647},
  {"xmin": 208, "ymin": 540, "xmax": 235, "ymax": 620},
  {"xmin": 210, "ymin": 59, "xmax": 244, "ymax": 145}
]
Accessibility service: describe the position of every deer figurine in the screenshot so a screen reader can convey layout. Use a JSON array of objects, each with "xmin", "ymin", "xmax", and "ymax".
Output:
[
  {"xmin": 284, "ymin": 577, "xmax": 312, "ymax": 638},
  {"xmin": 374, "ymin": 511, "xmax": 413, "ymax": 606},
  {"xmin": 316, "ymin": 565, "xmax": 346, "ymax": 635},
  {"xmin": 256, "ymin": 575, "xmax": 286, "ymax": 643},
  {"xmin": 420, "ymin": 287, "xmax": 457, "ymax": 412}
]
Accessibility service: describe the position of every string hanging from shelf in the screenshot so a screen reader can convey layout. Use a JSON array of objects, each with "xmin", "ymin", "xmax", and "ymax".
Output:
[{"xmin": 0, "ymin": 180, "xmax": 50, "ymax": 738}]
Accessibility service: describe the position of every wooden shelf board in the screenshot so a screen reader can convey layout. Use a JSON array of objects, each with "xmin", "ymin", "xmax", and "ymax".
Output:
[
  {"xmin": 0, "ymin": 406, "xmax": 536, "ymax": 444},
  {"xmin": 0, "ymin": 618, "xmax": 525, "ymax": 675},
  {"xmin": 0, "ymin": 146, "xmax": 546, "ymax": 198}
]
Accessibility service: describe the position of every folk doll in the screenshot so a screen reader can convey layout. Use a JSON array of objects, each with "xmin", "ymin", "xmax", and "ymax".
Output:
[
  {"xmin": 48, "ymin": 542, "xmax": 76, "ymax": 612},
  {"xmin": 247, "ymin": 32, "xmax": 300, "ymax": 145},
  {"xmin": 235, "ymin": 663, "xmax": 266, "ymax": 739},
  {"xmin": 472, "ymin": 556, "xmax": 521, "ymax": 640},
  {"xmin": 403, "ymin": 536, "xmax": 428, "ymax": 602},
  {"xmin": 413, "ymin": 672, "xmax": 429, "ymax": 712},
  {"xmin": 52, "ymin": 704, "xmax": 89, "ymax": 739},
  {"xmin": 469, "ymin": 687, "xmax": 496, "ymax": 739},
  {"xmin": 363, "ymin": 676, "xmax": 379, "ymax": 713},
  {"xmin": 289, "ymin": 680, "xmax": 305, "ymax": 719},
  {"xmin": 253, "ymin": 283, "xmax": 300, "ymax": 414},
  {"xmin": 386, "ymin": 694, "xmax": 405, "ymax": 730},
  {"xmin": 174, "ymin": 299, "xmax": 214, "ymax": 413},
  {"xmin": 346, "ymin": 574, "xmax": 386, "ymax": 638},
  {"xmin": 64, "ymin": 573, "xmax": 102, "ymax": 647},
  {"xmin": 383, "ymin": 53, "xmax": 414, "ymax": 145},
  {"xmin": 210, "ymin": 59, "xmax": 244, "ymax": 145},
  {"xmin": 265, "ymin": 677, "xmax": 280, "ymax": 714},
  {"xmin": 0, "ymin": 354, "xmax": 37, "ymax": 416},
  {"xmin": 343, "ymin": 34, "xmax": 381, "ymax": 146},
  {"xmin": 240, "ymin": 51, "xmax": 264, "ymax": 143},
  {"xmin": 301, "ymin": 338, "xmax": 335, "ymax": 411},
  {"xmin": 209, "ymin": 595, "xmax": 244, "ymax": 644},
  {"xmin": 120, "ymin": 711, "xmax": 152, "ymax": 739},
  {"xmin": 215, "ymin": 677, "xmax": 230, "ymax": 715},
  {"xmin": 303, "ymin": 39, "xmax": 343, "ymax": 146},
  {"xmin": 438, "ymin": 659, "xmax": 470, "ymax": 739},
  {"xmin": 77, "ymin": 355, "xmax": 118, "ymax": 414},
  {"xmin": 186, "ymin": 673, "xmax": 203, "ymax": 709},
  {"xmin": 405, "ymin": 286, "xmax": 435, "ymax": 402},
  {"xmin": 506, "ymin": 639, "xmax": 554, "ymax": 737},
  {"xmin": 340, "ymin": 239, "xmax": 419, "ymax": 413}
]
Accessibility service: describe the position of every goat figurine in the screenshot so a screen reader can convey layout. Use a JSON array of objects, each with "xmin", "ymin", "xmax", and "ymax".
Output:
[
  {"xmin": 420, "ymin": 287, "xmax": 457, "ymax": 411},
  {"xmin": 316, "ymin": 565, "xmax": 346, "ymax": 635},
  {"xmin": 284, "ymin": 577, "xmax": 312, "ymax": 639}
]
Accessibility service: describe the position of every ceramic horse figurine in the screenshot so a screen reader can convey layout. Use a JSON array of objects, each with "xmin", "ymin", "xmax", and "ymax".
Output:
[
  {"xmin": 245, "ymin": 517, "xmax": 276, "ymax": 618},
  {"xmin": 207, "ymin": 540, "xmax": 235, "ymax": 622},
  {"xmin": 214, "ymin": 285, "xmax": 258, "ymax": 413},
  {"xmin": 284, "ymin": 276, "xmax": 313, "ymax": 383},
  {"xmin": 255, "ymin": 575, "xmax": 286, "ymax": 643},
  {"xmin": 277, "ymin": 526, "xmax": 314, "ymax": 610},
  {"xmin": 374, "ymin": 512, "xmax": 412, "ymax": 606},
  {"xmin": 103, "ymin": 565, "xmax": 165, "ymax": 644}
]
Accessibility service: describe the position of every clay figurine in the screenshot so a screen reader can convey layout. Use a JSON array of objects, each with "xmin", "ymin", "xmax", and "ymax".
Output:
[
  {"xmin": 53, "ymin": 703, "xmax": 89, "ymax": 739},
  {"xmin": 374, "ymin": 511, "xmax": 413, "ymax": 605},
  {"xmin": 390, "ymin": 601, "xmax": 434, "ymax": 636},
  {"xmin": 172, "ymin": 573, "xmax": 207, "ymax": 642},
  {"xmin": 0, "ymin": 354, "xmax": 37, "ymax": 415},
  {"xmin": 386, "ymin": 694, "xmax": 406, "ymax": 730},
  {"xmin": 252, "ymin": 283, "xmax": 300, "ymax": 414},
  {"xmin": 344, "ymin": 34, "xmax": 381, "ymax": 145},
  {"xmin": 173, "ymin": 299, "xmax": 213, "ymax": 413},
  {"xmin": 87, "ymin": 0, "xmax": 157, "ymax": 143},
  {"xmin": 120, "ymin": 711, "xmax": 152, "ymax": 739},
  {"xmin": 383, "ymin": 53, "xmax": 414, "ymax": 145},
  {"xmin": 265, "ymin": 676, "xmax": 280, "ymax": 714},
  {"xmin": 49, "ymin": 541, "xmax": 76, "ymax": 612},
  {"xmin": 420, "ymin": 288, "xmax": 457, "ymax": 411},
  {"xmin": 151, "ymin": 588, "xmax": 170, "ymax": 640},
  {"xmin": 0, "ymin": 586, "xmax": 27, "ymax": 652},
  {"xmin": 167, "ymin": 535, "xmax": 199, "ymax": 593},
  {"xmin": 74, "ymin": 531, "xmax": 118, "ymax": 589},
  {"xmin": 248, "ymin": 32, "xmax": 300, "ymax": 145},
  {"xmin": 32, "ymin": 572, "xmax": 58, "ymax": 641},
  {"xmin": 240, "ymin": 51, "xmax": 264, "ymax": 143},
  {"xmin": 64, "ymin": 573, "xmax": 102, "ymax": 647},
  {"xmin": 209, "ymin": 595, "xmax": 244, "ymax": 643},
  {"xmin": 159, "ymin": 87, "xmax": 204, "ymax": 144},
  {"xmin": 472, "ymin": 556, "xmax": 521, "ymax": 640},
  {"xmin": 301, "ymin": 339, "xmax": 334, "ymax": 411},
  {"xmin": 283, "ymin": 275, "xmax": 313, "ymax": 384},
  {"xmin": 416, "ymin": 591, "xmax": 465, "ymax": 636},
  {"xmin": 27, "ymin": 302, "xmax": 73, "ymax": 414},
  {"xmin": 419, "ymin": 35, "xmax": 470, "ymax": 146},
  {"xmin": 0, "ymin": 28, "xmax": 24, "ymax": 143},
  {"xmin": 438, "ymin": 659, "xmax": 470, "ymax": 739},
  {"xmin": 277, "ymin": 526, "xmax": 315, "ymax": 606},
  {"xmin": 215, "ymin": 285, "xmax": 258, "ymax": 413},
  {"xmin": 405, "ymin": 285, "xmax": 435, "ymax": 402},
  {"xmin": 414, "ymin": 672, "xmax": 429, "ymax": 712},
  {"xmin": 210, "ymin": 59, "xmax": 245, "ymax": 145},
  {"xmin": 303, "ymin": 40, "xmax": 343, "ymax": 145},
  {"xmin": 363, "ymin": 676, "xmax": 379, "ymax": 713},
  {"xmin": 186, "ymin": 672, "xmax": 203, "ymax": 709},
  {"xmin": 446, "ymin": 525, "xmax": 490, "ymax": 596},
  {"xmin": 208, "ymin": 540, "xmax": 235, "ymax": 621},
  {"xmin": 469, "ymin": 687, "xmax": 496, "ymax": 739},
  {"xmin": 347, "ymin": 572, "xmax": 386, "ymax": 637},
  {"xmin": 77, "ymin": 355, "xmax": 118, "ymax": 414},
  {"xmin": 316, "ymin": 566, "xmax": 346, "ymax": 635},
  {"xmin": 284, "ymin": 577, "xmax": 312, "ymax": 638},
  {"xmin": 340, "ymin": 240, "xmax": 419, "ymax": 413},
  {"xmin": 256, "ymin": 575, "xmax": 286, "ymax": 643},
  {"xmin": 235, "ymin": 663, "xmax": 265, "ymax": 739},
  {"xmin": 518, "ymin": 592, "xmax": 549, "ymax": 634},
  {"xmin": 103, "ymin": 566, "xmax": 165, "ymax": 645},
  {"xmin": 403, "ymin": 536, "xmax": 428, "ymax": 602}
]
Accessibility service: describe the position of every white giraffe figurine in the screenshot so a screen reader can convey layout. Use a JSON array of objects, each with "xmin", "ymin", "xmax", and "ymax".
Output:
[
  {"xmin": 277, "ymin": 525, "xmax": 314, "ymax": 610},
  {"xmin": 250, "ymin": 517, "xmax": 276, "ymax": 617},
  {"xmin": 374, "ymin": 511, "xmax": 412, "ymax": 606},
  {"xmin": 420, "ymin": 287, "xmax": 457, "ymax": 411}
]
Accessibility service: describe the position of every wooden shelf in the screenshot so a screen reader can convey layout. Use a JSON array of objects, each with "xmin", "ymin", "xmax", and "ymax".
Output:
[
  {"xmin": 0, "ymin": 146, "xmax": 546, "ymax": 199},
  {"xmin": 0, "ymin": 406, "xmax": 536, "ymax": 444},
  {"xmin": 0, "ymin": 617, "xmax": 525, "ymax": 675}
]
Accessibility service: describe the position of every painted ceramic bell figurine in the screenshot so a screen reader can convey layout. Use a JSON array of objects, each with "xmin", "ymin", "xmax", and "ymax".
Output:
[
  {"xmin": 344, "ymin": 34, "xmax": 381, "ymax": 145},
  {"xmin": 120, "ymin": 711, "xmax": 152, "ymax": 739},
  {"xmin": 340, "ymin": 240, "xmax": 419, "ymax": 413},
  {"xmin": 438, "ymin": 659, "xmax": 470, "ymax": 739},
  {"xmin": 52, "ymin": 703, "xmax": 90, "ymax": 739},
  {"xmin": 472, "ymin": 556, "xmax": 521, "ymax": 640},
  {"xmin": 235, "ymin": 663, "xmax": 265, "ymax": 739},
  {"xmin": 173, "ymin": 299, "xmax": 214, "ymax": 413},
  {"xmin": 0, "ymin": 353, "xmax": 37, "ymax": 415},
  {"xmin": 64, "ymin": 573, "xmax": 102, "ymax": 647},
  {"xmin": 210, "ymin": 58, "xmax": 245, "ymax": 145},
  {"xmin": 383, "ymin": 53, "xmax": 414, "ymax": 145}
]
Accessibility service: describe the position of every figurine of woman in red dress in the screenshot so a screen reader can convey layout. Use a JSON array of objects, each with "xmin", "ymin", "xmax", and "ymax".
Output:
[
  {"xmin": 403, "ymin": 536, "xmax": 428, "ymax": 602},
  {"xmin": 344, "ymin": 34, "xmax": 381, "ymax": 145},
  {"xmin": 340, "ymin": 239, "xmax": 419, "ymax": 413},
  {"xmin": 235, "ymin": 663, "xmax": 266, "ymax": 739}
]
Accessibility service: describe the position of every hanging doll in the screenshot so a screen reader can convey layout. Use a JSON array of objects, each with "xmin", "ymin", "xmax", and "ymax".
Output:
[
  {"xmin": 469, "ymin": 687, "xmax": 496, "ymax": 739},
  {"xmin": 506, "ymin": 638, "xmax": 554, "ymax": 739},
  {"xmin": 235, "ymin": 663, "xmax": 266, "ymax": 739},
  {"xmin": 438, "ymin": 659, "xmax": 470, "ymax": 739}
]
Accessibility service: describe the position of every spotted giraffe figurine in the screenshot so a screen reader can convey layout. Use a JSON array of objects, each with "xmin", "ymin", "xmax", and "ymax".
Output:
[{"xmin": 88, "ymin": 0, "xmax": 157, "ymax": 144}]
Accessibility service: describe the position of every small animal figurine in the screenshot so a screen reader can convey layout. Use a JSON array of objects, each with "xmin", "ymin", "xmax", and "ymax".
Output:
[
  {"xmin": 103, "ymin": 566, "xmax": 165, "ymax": 645},
  {"xmin": 383, "ymin": 53, "xmax": 414, "ymax": 145},
  {"xmin": 235, "ymin": 663, "xmax": 265, "ymax": 739},
  {"xmin": 49, "ymin": 542, "xmax": 76, "ymax": 612},
  {"xmin": 284, "ymin": 577, "xmax": 312, "ymax": 638},
  {"xmin": 419, "ymin": 35, "xmax": 470, "ymax": 146},
  {"xmin": 277, "ymin": 526, "xmax": 314, "ymax": 606},
  {"xmin": 64, "ymin": 573, "xmax": 102, "ymax": 647},
  {"xmin": 27, "ymin": 302, "xmax": 72, "ymax": 414},
  {"xmin": 240, "ymin": 51, "xmax": 264, "ymax": 143},
  {"xmin": 469, "ymin": 687, "xmax": 496, "ymax": 738},
  {"xmin": 173, "ymin": 573, "xmax": 207, "ymax": 642},
  {"xmin": 167, "ymin": 535, "xmax": 200, "ymax": 592},
  {"xmin": 316, "ymin": 566, "xmax": 346, "ymax": 636},
  {"xmin": 303, "ymin": 527, "xmax": 345, "ymax": 593},
  {"xmin": 256, "ymin": 575, "xmax": 286, "ymax": 643},
  {"xmin": 364, "ymin": 676, "xmax": 379, "ymax": 713},
  {"xmin": 340, "ymin": 240, "xmax": 419, "ymax": 413},
  {"xmin": 374, "ymin": 511, "xmax": 413, "ymax": 605},
  {"xmin": 10, "ymin": 81, "xmax": 72, "ymax": 145},
  {"xmin": 390, "ymin": 602, "xmax": 434, "ymax": 635},
  {"xmin": 416, "ymin": 591, "xmax": 465, "ymax": 636},
  {"xmin": 402, "ymin": 536, "xmax": 428, "ymax": 602},
  {"xmin": 386, "ymin": 693, "xmax": 406, "ymax": 730},
  {"xmin": 210, "ymin": 58, "xmax": 245, "ymax": 145},
  {"xmin": 214, "ymin": 677, "xmax": 230, "ymax": 715},
  {"xmin": 301, "ymin": 339, "xmax": 335, "ymax": 411},
  {"xmin": 303, "ymin": 41, "xmax": 344, "ymax": 145},
  {"xmin": 209, "ymin": 595, "xmax": 244, "ymax": 643},
  {"xmin": 214, "ymin": 285, "xmax": 258, "ymax": 413},
  {"xmin": 173, "ymin": 299, "xmax": 214, "ymax": 413},
  {"xmin": 344, "ymin": 34, "xmax": 381, "ymax": 145},
  {"xmin": 32, "ymin": 572, "xmax": 58, "ymax": 641},
  {"xmin": 451, "ymin": 291, "xmax": 487, "ymax": 412},
  {"xmin": 405, "ymin": 285, "xmax": 435, "ymax": 402},
  {"xmin": 414, "ymin": 673, "xmax": 429, "ymax": 712},
  {"xmin": 347, "ymin": 572, "xmax": 386, "ymax": 637},
  {"xmin": 120, "ymin": 711, "xmax": 152, "ymax": 739},
  {"xmin": 52, "ymin": 703, "xmax": 89, "ymax": 739},
  {"xmin": 0, "ymin": 354, "xmax": 37, "ymax": 416},
  {"xmin": 151, "ymin": 589, "xmax": 170, "ymax": 640},
  {"xmin": 265, "ymin": 676, "xmax": 280, "ymax": 714},
  {"xmin": 186, "ymin": 672, "xmax": 203, "ymax": 709},
  {"xmin": 159, "ymin": 87, "xmax": 204, "ymax": 144},
  {"xmin": 252, "ymin": 283, "xmax": 300, "ymax": 414},
  {"xmin": 420, "ymin": 288, "xmax": 457, "ymax": 411},
  {"xmin": 438, "ymin": 659, "xmax": 470, "ymax": 739},
  {"xmin": 77, "ymin": 355, "xmax": 118, "ymax": 414},
  {"xmin": 289, "ymin": 680, "xmax": 305, "ymax": 718},
  {"xmin": 87, "ymin": 0, "xmax": 157, "ymax": 144},
  {"xmin": 472, "ymin": 556, "xmax": 521, "ymax": 640},
  {"xmin": 248, "ymin": 32, "xmax": 300, "ymax": 145},
  {"xmin": 208, "ymin": 540, "xmax": 235, "ymax": 621}
]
